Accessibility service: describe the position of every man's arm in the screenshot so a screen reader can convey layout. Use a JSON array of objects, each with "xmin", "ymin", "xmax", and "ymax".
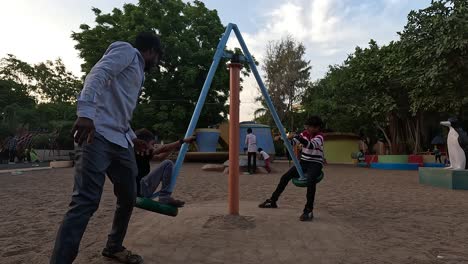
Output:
[{"xmin": 77, "ymin": 42, "xmax": 136, "ymax": 120}]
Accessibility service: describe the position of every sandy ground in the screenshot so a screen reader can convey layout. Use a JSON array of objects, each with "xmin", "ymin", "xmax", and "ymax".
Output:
[{"xmin": 1, "ymin": 162, "xmax": 468, "ymax": 264}]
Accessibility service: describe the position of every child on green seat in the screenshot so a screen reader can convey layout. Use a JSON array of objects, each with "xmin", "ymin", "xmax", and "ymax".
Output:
[
  {"xmin": 259, "ymin": 116, "xmax": 325, "ymax": 221},
  {"xmin": 134, "ymin": 129, "xmax": 195, "ymax": 207}
]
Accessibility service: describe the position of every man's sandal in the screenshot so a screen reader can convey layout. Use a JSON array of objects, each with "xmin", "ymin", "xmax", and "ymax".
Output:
[{"xmin": 102, "ymin": 247, "xmax": 143, "ymax": 264}]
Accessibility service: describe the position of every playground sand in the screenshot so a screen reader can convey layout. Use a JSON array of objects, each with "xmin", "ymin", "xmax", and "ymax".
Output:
[{"xmin": 1, "ymin": 163, "xmax": 468, "ymax": 263}]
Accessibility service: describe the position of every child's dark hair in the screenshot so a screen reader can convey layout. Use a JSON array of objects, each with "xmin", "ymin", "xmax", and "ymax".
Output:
[
  {"xmin": 247, "ymin": 128, "xmax": 252, "ymax": 133},
  {"xmin": 258, "ymin": 147, "xmax": 263, "ymax": 152},
  {"xmin": 135, "ymin": 128, "xmax": 155, "ymax": 142},
  {"xmin": 305, "ymin": 115, "xmax": 323, "ymax": 129}
]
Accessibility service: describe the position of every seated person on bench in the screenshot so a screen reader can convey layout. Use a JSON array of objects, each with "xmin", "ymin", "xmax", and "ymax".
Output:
[
  {"xmin": 135, "ymin": 128, "xmax": 195, "ymax": 207},
  {"xmin": 357, "ymin": 149, "xmax": 365, "ymax": 163}
]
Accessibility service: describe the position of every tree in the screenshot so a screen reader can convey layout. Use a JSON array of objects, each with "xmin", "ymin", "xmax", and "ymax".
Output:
[
  {"xmin": 0, "ymin": 79, "xmax": 35, "ymax": 110},
  {"xmin": 301, "ymin": 0, "xmax": 468, "ymax": 154},
  {"xmin": 33, "ymin": 59, "xmax": 82, "ymax": 103},
  {"xmin": 256, "ymin": 36, "xmax": 311, "ymax": 130},
  {"xmin": 72, "ymin": 0, "xmax": 250, "ymax": 139},
  {"xmin": 0, "ymin": 55, "xmax": 79, "ymax": 147},
  {"xmin": 0, "ymin": 55, "xmax": 82, "ymax": 103}
]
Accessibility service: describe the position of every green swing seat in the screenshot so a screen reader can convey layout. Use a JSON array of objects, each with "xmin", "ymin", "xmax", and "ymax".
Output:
[
  {"xmin": 292, "ymin": 172, "xmax": 324, "ymax": 187},
  {"xmin": 135, "ymin": 197, "xmax": 178, "ymax": 217}
]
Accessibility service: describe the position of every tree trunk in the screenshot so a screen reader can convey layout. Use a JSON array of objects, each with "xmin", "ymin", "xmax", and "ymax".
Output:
[
  {"xmin": 413, "ymin": 114, "xmax": 422, "ymax": 154},
  {"xmin": 291, "ymin": 113, "xmax": 294, "ymax": 132},
  {"xmin": 376, "ymin": 123, "xmax": 393, "ymax": 154},
  {"xmin": 388, "ymin": 113, "xmax": 399, "ymax": 154}
]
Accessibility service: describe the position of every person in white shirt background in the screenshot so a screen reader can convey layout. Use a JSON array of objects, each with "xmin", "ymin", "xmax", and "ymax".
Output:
[{"xmin": 244, "ymin": 128, "xmax": 257, "ymax": 174}]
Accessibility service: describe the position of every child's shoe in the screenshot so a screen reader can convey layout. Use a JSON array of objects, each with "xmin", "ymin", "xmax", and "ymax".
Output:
[
  {"xmin": 299, "ymin": 209, "xmax": 314, "ymax": 221},
  {"xmin": 159, "ymin": 197, "xmax": 185, "ymax": 207},
  {"xmin": 258, "ymin": 199, "xmax": 278, "ymax": 208}
]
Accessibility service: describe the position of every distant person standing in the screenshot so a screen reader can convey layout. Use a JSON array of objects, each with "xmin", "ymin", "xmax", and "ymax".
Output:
[
  {"xmin": 245, "ymin": 128, "xmax": 257, "ymax": 174},
  {"xmin": 50, "ymin": 32, "xmax": 162, "ymax": 264},
  {"xmin": 433, "ymin": 146, "xmax": 442, "ymax": 163},
  {"xmin": 8, "ymin": 135, "xmax": 17, "ymax": 164},
  {"xmin": 357, "ymin": 149, "xmax": 365, "ymax": 163}
]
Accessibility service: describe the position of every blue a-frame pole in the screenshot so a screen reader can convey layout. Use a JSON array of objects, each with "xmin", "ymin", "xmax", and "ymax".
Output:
[
  {"xmin": 166, "ymin": 24, "xmax": 234, "ymax": 193},
  {"xmin": 232, "ymin": 25, "xmax": 305, "ymax": 179},
  {"xmin": 166, "ymin": 23, "xmax": 304, "ymax": 195}
]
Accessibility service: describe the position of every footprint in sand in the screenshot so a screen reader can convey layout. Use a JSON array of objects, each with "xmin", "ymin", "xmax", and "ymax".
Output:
[
  {"xmin": 2, "ymin": 247, "xmax": 36, "ymax": 257},
  {"xmin": 203, "ymin": 215, "xmax": 256, "ymax": 230},
  {"xmin": 428, "ymin": 248, "xmax": 468, "ymax": 262}
]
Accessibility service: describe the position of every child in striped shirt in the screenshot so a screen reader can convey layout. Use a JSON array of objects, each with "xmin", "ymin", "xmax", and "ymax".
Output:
[{"xmin": 259, "ymin": 116, "xmax": 324, "ymax": 221}]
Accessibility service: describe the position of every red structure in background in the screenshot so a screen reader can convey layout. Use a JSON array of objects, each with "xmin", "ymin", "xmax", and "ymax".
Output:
[
  {"xmin": 408, "ymin": 155, "xmax": 424, "ymax": 167},
  {"xmin": 365, "ymin": 155, "xmax": 378, "ymax": 166}
]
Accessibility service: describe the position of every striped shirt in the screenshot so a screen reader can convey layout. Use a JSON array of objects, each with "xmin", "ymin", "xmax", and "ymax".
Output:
[{"xmin": 293, "ymin": 132, "xmax": 324, "ymax": 164}]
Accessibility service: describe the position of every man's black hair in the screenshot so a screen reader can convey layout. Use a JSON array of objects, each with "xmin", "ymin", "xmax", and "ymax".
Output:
[
  {"xmin": 135, "ymin": 31, "xmax": 163, "ymax": 55},
  {"xmin": 247, "ymin": 128, "xmax": 252, "ymax": 133},
  {"xmin": 258, "ymin": 148, "xmax": 263, "ymax": 152},
  {"xmin": 305, "ymin": 115, "xmax": 323, "ymax": 128}
]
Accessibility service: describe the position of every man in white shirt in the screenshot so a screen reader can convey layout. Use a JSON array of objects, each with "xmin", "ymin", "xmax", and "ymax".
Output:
[{"xmin": 244, "ymin": 128, "xmax": 257, "ymax": 174}]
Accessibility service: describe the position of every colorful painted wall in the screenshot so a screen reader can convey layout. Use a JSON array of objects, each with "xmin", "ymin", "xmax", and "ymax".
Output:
[{"xmin": 323, "ymin": 133, "xmax": 360, "ymax": 164}]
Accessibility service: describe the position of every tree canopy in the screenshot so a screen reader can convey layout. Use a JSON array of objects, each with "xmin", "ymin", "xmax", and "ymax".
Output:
[
  {"xmin": 255, "ymin": 36, "xmax": 311, "ymax": 131},
  {"xmin": 302, "ymin": 0, "xmax": 468, "ymax": 154},
  {"xmin": 72, "ymin": 0, "xmax": 248, "ymax": 139},
  {"xmin": 0, "ymin": 55, "xmax": 80, "ymax": 149}
]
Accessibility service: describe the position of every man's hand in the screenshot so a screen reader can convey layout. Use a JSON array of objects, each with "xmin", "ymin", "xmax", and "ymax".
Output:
[
  {"xmin": 133, "ymin": 138, "xmax": 152, "ymax": 156},
  {"xmin": 71, "ymin": 117, "xmax": 95, "ymax": 145},
  {"xmin": 183, "ymin": 136, "xmax": 196, "ymax": 144}
]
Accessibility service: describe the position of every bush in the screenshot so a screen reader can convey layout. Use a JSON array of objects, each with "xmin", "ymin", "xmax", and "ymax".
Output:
[
  {"xmin": 56, "ymin": 123, "xmax": 74, "ymax": 150},
  {"xmin": 32, "ymin": 134, "xmax": 50, "ymax": 149},
  {"xmin": 0, "ymin": 124, "xmax": 13, "ymax": 141},
  {"xmin": 56, "ymin": 133, "xmax": 74, "ymax": 150},
  {"xmin": 274, "ymin": 140, "xmax": 286, "ymax": 157}
]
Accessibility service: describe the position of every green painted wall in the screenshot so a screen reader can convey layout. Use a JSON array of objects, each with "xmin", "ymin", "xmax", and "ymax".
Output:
[
  {"xmin": 324, "ymin": 139, "xmax": 359, "ymax": 164},
  {"xmin": 378, "ymin": 155, "xmax": 409, "ymax": 163}
]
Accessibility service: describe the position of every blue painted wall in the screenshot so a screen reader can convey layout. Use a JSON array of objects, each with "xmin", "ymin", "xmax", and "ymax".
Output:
[{"xmin": 239, "ymin": 123, "xmax": 275, "ymax": 154}]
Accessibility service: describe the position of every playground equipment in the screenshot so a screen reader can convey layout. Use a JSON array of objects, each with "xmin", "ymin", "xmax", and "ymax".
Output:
[
  {"xmin": 292, "ymin": 172, "xmax": 325, "ymax": 187},
  {"xmin": 417, "ymin": 118, "xmax": 468, "ymax": 190},
  {"xmin": 157, "ymin": 23, "xmax": 307, "ymax": 215},
  {"xmin": 323, "ymin": 133, "xmax": 359, "ymax": 164},
  {"xmin": 135, "ymin": 197, "xmax": 178, "ymax": 217},
  {"xmin": 363, "ymin": 154, "xmax": 447, "ymax": 170},
  {"xmin": 441, "ymin": 117, "xmax": 468, "ymax": 170},
  {"xmin": 185, "ymin": 127, "xmax": 228, "ymax": 162},
  {"xmin": 195, "ymin": 128, "xmax": 221, "ymax": 152},
  {"xmin": 239, "ymin": 122, "xmax": 275, "ymax": 155}
]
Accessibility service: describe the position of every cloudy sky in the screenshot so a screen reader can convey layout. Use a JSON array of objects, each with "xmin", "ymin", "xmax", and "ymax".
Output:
[{"xmin": 0, "ymin": 0, "xmax": 431, "ymax": 121}]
